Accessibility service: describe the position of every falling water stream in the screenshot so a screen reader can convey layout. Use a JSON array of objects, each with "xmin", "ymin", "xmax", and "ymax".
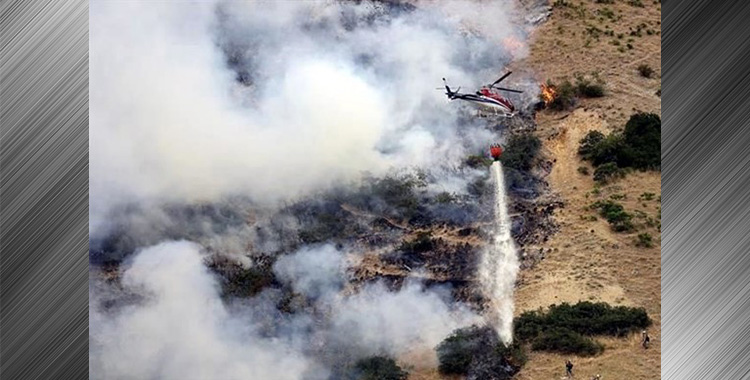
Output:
[{"xmin": 479, "ymin": 161, "xmax": 519, "ymax": 344}]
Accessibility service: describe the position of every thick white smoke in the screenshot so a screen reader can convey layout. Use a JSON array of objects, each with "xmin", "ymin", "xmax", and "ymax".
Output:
[
  {"xmin": 90, "ymin": 0, "xmax": 532, "ymax": 377},
  {"xmin": 274, "ymin": 244, "xmax": 481, "ymax": 356},
  {"xmin": 330, "ymin": 282, "xmax": 481, "ymax": 358},
  {"xmin": 91, "ymin": 242, "xmax": 480, "ymax": 379},
  {"xmin": 273, "ymin": 244, "xmax": 347, "ymax": 299},
  {"xmin": 89, "ymin": 0, "xmax": 530, "ymax": 237},
  {"xmin": 89, "ymin": 241, "xmax": 322, "ymax": 380}
]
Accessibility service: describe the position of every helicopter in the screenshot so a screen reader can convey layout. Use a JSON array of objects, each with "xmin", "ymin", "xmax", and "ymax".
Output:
[{"xmin": 440, "ymin": 72, "xmax": 523, "ymax": 117}]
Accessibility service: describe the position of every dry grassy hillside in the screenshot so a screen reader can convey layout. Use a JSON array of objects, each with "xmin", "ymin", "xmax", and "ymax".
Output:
[{"xmin": 512, "ymin": 0, "xmax": 661, "ymax": 379}]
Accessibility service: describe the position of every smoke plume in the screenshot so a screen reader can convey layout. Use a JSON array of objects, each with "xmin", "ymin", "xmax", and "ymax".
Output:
[
  {"xmin": 91, "ymin": 241, "xmax": 480, "ymax": 379},
  {"xmin": 90, "ymin": 0, "xmax": 533, "ymax": 377},
  {"xmin": 90, "ymin": 0, "xmax": 532, "ymax": 236},
  {"xmin": 89, "ymin": 241, "xmax": 322, "ymax": 380}
]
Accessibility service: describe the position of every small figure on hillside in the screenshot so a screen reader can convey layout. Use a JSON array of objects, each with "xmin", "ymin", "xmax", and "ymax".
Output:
[
  {"xmin": 642, "ymin": 330, "xmax": 651, "ymax": 349},
  {"xmin": 565, "ymin": 359, "xmax": 574, "ymax": 377}
]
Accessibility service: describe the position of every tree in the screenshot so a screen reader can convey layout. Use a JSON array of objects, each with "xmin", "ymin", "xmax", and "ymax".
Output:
[
  {"xmin": 623, "ymin": 113, "xmax": 661, "ymax": 169},
  {"xmin": 350, "ymin": 356, "xmax": 407, "ymax": 380}
]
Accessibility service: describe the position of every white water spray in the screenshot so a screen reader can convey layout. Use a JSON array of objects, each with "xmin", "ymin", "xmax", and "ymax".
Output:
[{"xmin": 479, "ymin": 161, "xmax": 519, "ymax": 344}]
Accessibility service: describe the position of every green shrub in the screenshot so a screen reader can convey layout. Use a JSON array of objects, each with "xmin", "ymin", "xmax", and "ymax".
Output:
[
  {"xmin": 577, "ymin": 166, "xmax": 590, "ymax": 175},
  {"xmin": 399, "ymin": 231, "xmax": 435, "ymax": 254},
  {"xmin": 578, "ymin": 131, "xmax": 605, "ymax": 160},
  {"xmin": 515, "ymin": 301, "xmax": 652, "ymax": 340},
  {"xmin": 590, "ymin": 200, "xmax": 634, "ymax": 232},
  {"xmin": 547, "ymin": 79, "xmax": 577, "ymax": 110},
  {"xmin": 501, "ymin": 133, "xmax": 542, "ymax": 171},
  {"xmin": 593, "ymin": 162, "xmax": 624, "ymax": 184},
  {"xmin": 436, "ymin": 328, "xmax": 476, "ymax": 374},
  {"xmin": 636, "ymin": 233, "xmax": 654, "ymax": 248},
  {"xmin": 637, "ymin": 64, "xmax": 654, "ymax": 78},
  {"xmin": 586, "ymin": 25, "xmax": 603, "ymax": 39},
  {"xmin": 531, "ymin": 328, "xmax": 604, "ymax": 356},
  {"xmin": 496, "ymin": 340, "xmax": 528, "ymax": 367},
  {"xmin": 599, "ymin": 7, "xmax": 615, "ymax": 19},
  {"xmin": 589, "ymin": 134, "xmax": 629, "ymax": 167},
  {"xmin": 623, "ymin": 113, "xmax": 661, "ymax": 169},
  {"xmin": 639, "ymin": 192, "xmax": 656, "ymax": 201},
  {"xmin": 358, "ymin": 173, "xmax": 425, "ymax": 221},
  {"xmin": 574, "ymin": 74, "xmax": 606, "ymax": 98},
  {"xmin": 350, "ymin": 356, "xmax": 408, "ymax": 380},
  {"xmin": 578, "ymin": 113, "xmax": 661, "ymax": 172},
  {"xmin": 628, "ymin": 0, "xmax": 644, "ymax": 6},
  {"xmin": 436, "ymin": 325, "xmax": 521, "ymax": 378},
  {"xmin": 213, "ymin": 262, "xmax": 276, "ymax": 298}
]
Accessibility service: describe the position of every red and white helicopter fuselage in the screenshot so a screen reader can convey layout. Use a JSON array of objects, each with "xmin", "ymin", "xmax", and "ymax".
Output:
[
  {"xmin": 441, "ymin": 72, "xmax": 522, "ymax": 118},
  {"xmin": 471, "ymin": 87, "xmax": 516, "ymax": 116}
]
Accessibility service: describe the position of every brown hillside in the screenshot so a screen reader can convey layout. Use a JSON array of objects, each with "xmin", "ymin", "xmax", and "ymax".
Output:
[{"xmin": 512, "ymin": 0, "xmax": 661, "ymax": 379}]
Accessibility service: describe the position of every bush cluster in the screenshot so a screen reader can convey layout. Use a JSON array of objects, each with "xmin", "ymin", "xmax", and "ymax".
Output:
[
  {"xmin": 623, "ymin": 113, "xmax": 662, "ymax": 169},
  {"xmin": 590, "ymin": 200, "xmax": 635, "ymax": 232},
  {"xmin": 639, "ymin": 192, "xmax": 656, "ymax": 201},
  {"xmin": 341, "ymin": 172, "xmax": 427, "ymax": 224},
  {"xmin": 545, "ymin": 74, "xmax": 605, "ymax": 111},
  {"xmin": 578, "ymin": 130, "xmax": 605, "ymax": 159},
  {"xmin": 637, "ymin": 64, "xmax": 654, "ymax": 78},
  {"xmin": 546, "ymin": 79, "xmax": 577, "ymax": 111},
  {"xmin": 514, "ymin": 302, "xmax": 651, "ymax": 355},
  {"xmin": 398, "ymin": 231, "xmax": 436, "ymax": 254},
  {"xmin": 209, "ymin": 257, "xmax": 277, "ymax": 298},
  {"xmin": 636, "ymin": 232, "xmax": 654, "ymax": 248},
  {"xmin": 501, "ymin": 133, "xmax": 542, "ymax": 172},
  {"xmin": 578, "ymin": 113, "xmax": 661, "ymax": 182},
  {"xmin": 297, "ymin": 203, "xmax": 364, "ymax": 244},
  {"xmin": 531, "ymin": 328, "xmax": 603, "ymax": 356},
  {"xmin": 347, "ymin": 356, "xmax": 408, "ymax": 380},
  {"xmin": 593, "ymin": 162, "xmax": 624, "ymax": 184},
  {"xmin": 574, "ymin": 73, "xmax": 606, "ymax": 98},
  {"xmin": 436, "ymin": 325, "xmax": 522, "ymax": 379}
]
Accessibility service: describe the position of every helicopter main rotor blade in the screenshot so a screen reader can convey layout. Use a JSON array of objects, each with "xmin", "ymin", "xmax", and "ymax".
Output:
[
  {"xmin": 497, "ymin": 87, "xmax": 523, "ymax": 94},
  {"xmin": 490, "ymin": 71, "xmax": 513, "ymax": 87}
]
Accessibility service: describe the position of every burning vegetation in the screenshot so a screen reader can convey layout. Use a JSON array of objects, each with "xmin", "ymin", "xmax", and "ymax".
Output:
[
  {"xmin": 88, "ymin": 0, "xmax": 657, "ymax": 378},
  {"xmin": 539, "ymin": 82, "xmax": 558, "ymax": 106},
  {"xmin": 538, "ymin": 73, "xmax": 607, "ymax": 111}
]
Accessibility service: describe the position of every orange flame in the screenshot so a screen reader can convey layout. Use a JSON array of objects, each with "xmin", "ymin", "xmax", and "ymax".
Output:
[{"xmin": 540, "ymin": 82, "xmax": 557, "ymax": 106}]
